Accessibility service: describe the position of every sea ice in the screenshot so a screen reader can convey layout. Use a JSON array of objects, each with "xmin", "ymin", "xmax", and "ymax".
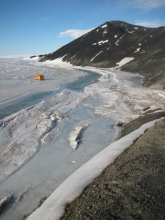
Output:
[{"xmin": 0, "ymin": 58, "xmax": 165, "ymax": 220}]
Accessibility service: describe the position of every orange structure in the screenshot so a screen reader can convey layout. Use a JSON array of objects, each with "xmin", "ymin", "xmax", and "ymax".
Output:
[{"xmin": 35, "ymin": 75, "xmax": 44, "ymax": 80}]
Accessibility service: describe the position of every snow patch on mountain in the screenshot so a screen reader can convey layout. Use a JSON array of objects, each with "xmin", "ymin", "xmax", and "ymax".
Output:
[
  {"xmin": 101, "ymin": 24, "xmax": 107, "ymax": 28},
  {"xmin": 116, "ymin": 57, "xmax": 134, "ymax": 68},
  {"xmin": 115, "ymin": 34, "xmax": 125, "ymax": 45},
  {"xmin": 134, "ymin": 48, "xmax": 141, "ymax": 53},
  {"xmin": 91, "ymin": 51, "xmax": 103, "ymax": 62},
  {"xmin": 92, "ymin": 40, "xmax": 108, "ymax": 46}
]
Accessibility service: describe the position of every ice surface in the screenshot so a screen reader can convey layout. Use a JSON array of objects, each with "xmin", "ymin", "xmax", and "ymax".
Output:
[
  {"xmin": 69, "ymin": 120, "xmax": 90, "ymax": 150},
  {"xmin": 0, "ymin": 58, "xmax": 165, "ymax": 220},
  {"xmin": 27, "ymin": 118, "xmax": 164, "ymax": 220},
  {"xmin": 0, "ymin": 57, "xmax": 84, "ymax": 104}
]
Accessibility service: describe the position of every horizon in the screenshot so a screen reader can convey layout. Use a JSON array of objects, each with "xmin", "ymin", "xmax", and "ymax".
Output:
[{"xmin": 0, "ymin": 0, "xmax": 165, "ymax": 57}]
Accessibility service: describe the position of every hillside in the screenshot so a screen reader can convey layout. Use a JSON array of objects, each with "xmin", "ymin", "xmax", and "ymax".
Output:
[{"xmin": 37, "ymin": 21, "xmax": 165, "ymax": 88}]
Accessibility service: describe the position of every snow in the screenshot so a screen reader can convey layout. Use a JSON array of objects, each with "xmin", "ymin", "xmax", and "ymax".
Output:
[
  {"xmin": 128, "ymin": 31, "xmax": 134, "ymax": 33},
  {"xmin": 134, "ymin": 48, "xmax": 141, "ymax": 53},
  {"xmin": 134, "ymin": 27, "xmax": 138, "ymax": 30},
  {"xmin": 92, "ymin": 40, "xmax": 108, "ymax": 46},
  {"xmin": 44, "ymin": 56, "xmax": 72, "ymax": 68},
  {"xmin": 115, "ymin": 34, "xmax": 125, "ymax": 45},
  {"xmin": 98, "ymin": 40, "xmax": 108, "ymax": 45},
  {"xmin": 27, "ymin": 117, "xmax": 164, "ymax": 220},
  {"xmin": 101, "ymin": 24, "xmax": 107, "ymax": 28},
  {"xmin": 116, "ymin": 57, "xmax": 134, "ymax": 68},
  {"xmin": 103, "ymin": 30, "xmax": 107, "ymax": 34},
  {"xmin": 90, "ymin": 51, "xmax": 103, "ymax": 62}
]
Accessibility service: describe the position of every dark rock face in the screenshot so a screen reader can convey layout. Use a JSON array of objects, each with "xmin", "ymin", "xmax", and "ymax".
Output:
[
  {"xmin": 39, "ymin": 21, "xmax": 165, "ymax": 88},
  {"xmin": 61, "ymin": 119, "xmax": 165, "ymax": 220}
]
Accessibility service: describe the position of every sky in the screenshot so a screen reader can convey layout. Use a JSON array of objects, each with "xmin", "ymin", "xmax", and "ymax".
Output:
[{"xmin": 0, "ymin": 0, "xmax": 165, "ymax": 57}]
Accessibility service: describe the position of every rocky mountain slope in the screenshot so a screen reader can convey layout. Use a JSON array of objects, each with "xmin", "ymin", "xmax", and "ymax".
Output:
[{"xmin": 37, "ymin": 21, "xmax": 165, "ymax": 88}]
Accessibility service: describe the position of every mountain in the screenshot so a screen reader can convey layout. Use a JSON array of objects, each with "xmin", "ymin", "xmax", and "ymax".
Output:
[{"xmin": 38, "ymin": 21, "xmax": 165, "ymax": 88}]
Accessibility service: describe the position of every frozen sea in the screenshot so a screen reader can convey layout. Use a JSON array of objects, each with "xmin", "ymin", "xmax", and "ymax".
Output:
[{"xmin": 0, "ymin": 57, "xmax": 165, "ymax": 220}]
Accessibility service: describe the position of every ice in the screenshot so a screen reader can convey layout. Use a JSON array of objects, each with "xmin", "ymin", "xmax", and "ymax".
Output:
[
  {"xmin": 0, "ymin": 58, "xmax": 165, "ymax": 219},
  {"xmin": 0, "ymin": 58, "xmax": 86, "ymax": 104},
  {"xmin": 27, "ymin": 117, "xmax": 164, "ymax": 220},
  {"xmin": 69, "ymin": 120, "xmax": 90, "ymax": 150}
]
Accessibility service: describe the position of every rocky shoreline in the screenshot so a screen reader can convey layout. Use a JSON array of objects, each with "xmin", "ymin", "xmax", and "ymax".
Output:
[{"xmin": 61, "ymin": 116, "xmax": 165, "ymax": 220}]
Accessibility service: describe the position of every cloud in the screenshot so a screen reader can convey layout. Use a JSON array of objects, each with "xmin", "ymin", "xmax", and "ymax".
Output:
[
  {"xmin": 135, "ymin": 20, "xmax": 163, "ymax": 27},
  {"xmin": 124, "ymin": 0, "xmax": 165, "ymax": 10},
  {"xmin": 59, "ymin": 29, "xmax": 93, "ymax": 39},
  {"xmin": 0, "ymin": 55, "xmax": 31, "ymax": 58}
]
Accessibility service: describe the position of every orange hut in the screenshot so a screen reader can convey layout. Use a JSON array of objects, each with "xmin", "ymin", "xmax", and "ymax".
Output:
[{"xmin": 35, "ymin": 75, "xmax": 44, "ymax": 80}]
